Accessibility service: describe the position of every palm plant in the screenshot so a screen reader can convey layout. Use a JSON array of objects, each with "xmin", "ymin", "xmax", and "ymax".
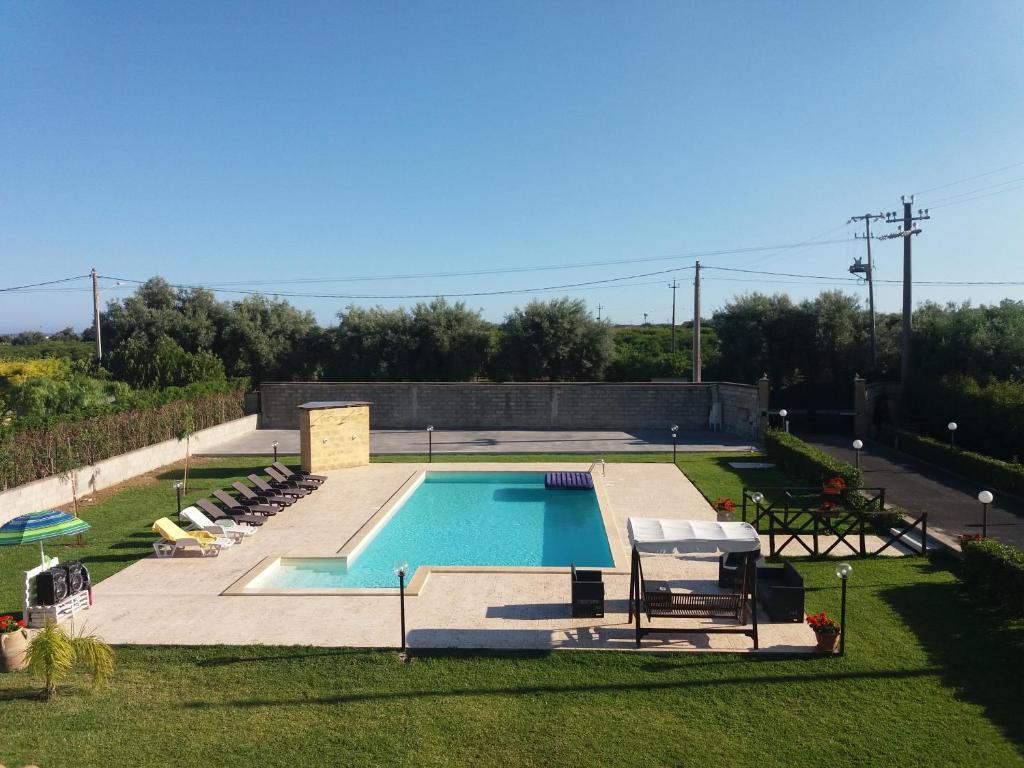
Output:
[{"xmin": 27, "ymin": 622, "xmax": 115, "ymax": 699}]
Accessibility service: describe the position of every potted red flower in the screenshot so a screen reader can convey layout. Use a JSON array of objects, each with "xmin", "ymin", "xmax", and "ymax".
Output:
[
  {"xmin": 958, "ymin": 533, "xmax": 984, "ymax": 549},
  {"xmin": 714, "ymin": 498, "xmax": 736, "ymax": 519},
  {"xmin": 806, "ymin": 611, "xmax": 840, "ymax": 652},
  {"xmin": 822, "ymin": 477, "xmax": 847, "ymax": 496},
  {"xmin": 0, "ymin": 614, "xmax": 30, "ymax": 672}
]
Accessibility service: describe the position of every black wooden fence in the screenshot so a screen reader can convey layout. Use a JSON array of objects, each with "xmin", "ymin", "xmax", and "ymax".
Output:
[{"xmin": 740, "ymin": 486, "xmax": 928, "ymax": 557}]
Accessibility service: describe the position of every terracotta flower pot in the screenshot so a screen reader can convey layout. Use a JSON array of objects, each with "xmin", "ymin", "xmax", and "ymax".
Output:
[
  {"xmin": 815, "ymin": 629, "xmax": 838, "ymax": 652},
  {"xmin": 1, "ymin": 628, "xmax": 30, "ymax": 672}
]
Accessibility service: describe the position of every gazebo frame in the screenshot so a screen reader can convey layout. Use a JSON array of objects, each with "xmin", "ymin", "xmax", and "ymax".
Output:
[{"xmin": 626, "ymin": 519, "xmax": 760, "ymax": 649}]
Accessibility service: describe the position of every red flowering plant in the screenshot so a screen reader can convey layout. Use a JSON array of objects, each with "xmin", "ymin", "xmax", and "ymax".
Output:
[
  {"xmin": 806, "ymin": 611, "xmax": 839, "ymax": 635},
  {"xmin": 0, "ymin": 615, "xmax": 26, "ymax": 634},
  {"xmin": 819, "ymin": 499, "xmax": 837, "ymax": 513},
  {"xmin": 822, "ymin": 477, "xmax": 847, "ymax": 496},
  {"xmin": 714, "ymin": 498, "xmax": 736, "ymax": 513},
  {"xmin": 958, "ymin": 533, "xmax": 984, "ymax": 548}
]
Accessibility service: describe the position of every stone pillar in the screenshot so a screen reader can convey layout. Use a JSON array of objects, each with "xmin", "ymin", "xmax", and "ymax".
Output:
[
  {"xmin": 298, "ymin": 401, "xmax": 371, "ymax": 472},
  {"xmin": 853, "ymin": 375, "xmax": 867, "ymax": 439},
  {"xmin": 757, "ymin": 374, "xmax": 771, "ymax": 439}
]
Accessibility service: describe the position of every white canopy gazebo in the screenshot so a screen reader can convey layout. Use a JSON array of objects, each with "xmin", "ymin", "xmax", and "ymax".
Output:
[{"xmin": 627, "ymin": 518, "xmax": 761, "ymax": 648}]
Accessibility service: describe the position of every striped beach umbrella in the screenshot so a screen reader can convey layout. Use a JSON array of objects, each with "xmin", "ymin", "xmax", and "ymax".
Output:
[{"xmin": 0, "ymin": 510, "xmax": 91, "ymax": 568}]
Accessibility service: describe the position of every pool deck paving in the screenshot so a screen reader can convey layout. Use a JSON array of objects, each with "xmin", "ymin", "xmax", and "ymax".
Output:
[
  {"xmin": 85, "ymin": 462, "xmax": 829, "ymax": 653},
  {"xmin": 200, "ymin": 428, "xmax": 757, "ymax": 456}
]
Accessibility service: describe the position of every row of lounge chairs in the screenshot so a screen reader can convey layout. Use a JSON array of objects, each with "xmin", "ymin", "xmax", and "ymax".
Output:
[{"xmin": 151, "ymin": 462, "xmax": 327, "ymax": 558}]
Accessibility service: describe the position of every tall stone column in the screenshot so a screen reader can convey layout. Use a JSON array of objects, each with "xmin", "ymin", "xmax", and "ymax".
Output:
[
  {"xmin": 757, "ymin": 375, "xmax": 771, "ymax": 440},
  {"xmin": 298, "ymin": 401, "xmax": 371, "ymax": 472}
]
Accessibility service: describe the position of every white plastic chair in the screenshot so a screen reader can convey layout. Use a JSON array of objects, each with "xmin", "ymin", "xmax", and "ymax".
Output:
[{"xmin": 709, "ymin": 402, "xmax": 723, "ymax": 432}]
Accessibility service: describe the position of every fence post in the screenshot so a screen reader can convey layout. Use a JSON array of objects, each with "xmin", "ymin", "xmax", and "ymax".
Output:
[
  {"xmin": 741, "ymin": 488, "xmax": 747, "ymax": 523},
  {"xmin": 921, "ymin": 513, "xmax": 927, "ymax": 556}
]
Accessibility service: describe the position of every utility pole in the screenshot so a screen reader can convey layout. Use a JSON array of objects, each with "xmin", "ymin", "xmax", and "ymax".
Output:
[
  {"xmin": 596, "ymin": 303, "xmax": 603, "ymax": 321},
  {"xmin": 692, "ymin": 261, "xmax": 702, "ymax": 382},
  {"xmin": 848, "ymin": 213, "xmax": 885, "ymax": 367},
  {"xmin": 669, "ymin": 278, "xmax": 679, "ymax": 354},
  {"xmin": 643, "ymin": 312, "xmax": 648, "ymax": 325},
  {"xmin": 881, "ymin": 198, "xmax": 929, "ymax": 394},
  {"xmin": 91, "ymin": 267, "xmax": 102, "ymax": 361}
]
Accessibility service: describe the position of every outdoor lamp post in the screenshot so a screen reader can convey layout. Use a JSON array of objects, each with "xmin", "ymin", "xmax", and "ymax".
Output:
[
  {"xmin": 671, "ymin": 424, "xmax": 679, "ymax": 463},
  {"xmin": 426, "ymin": 425, "xmax": 434, "ymax": 463},
  {"xmin": 779, "ymin": 409, "xmax": 789, "ymax": 433},
  {"xmin": 174, "ymin": 481, "xmax": 183, "ymax": 520},
  {"xmin": 836, "ymin": 562, "xmax": 853, "ymax": 656},
  {"xmin": 947, "ymin": 422, "xmax": 958, "ymax": 449},
  {"xmin": 394, "ymin": 562, "xmax": 409, "ymax": 652},
  {"xmin": 272, "ymin": 441, "xmax": 279, "ymax": 462},
  {"xmin": 978, "ymin": 490, "xmax": 994, "ymax": 538},
  {"xmin": 852, "ymin": 439, "xmax": 864, "ymax": 471}
]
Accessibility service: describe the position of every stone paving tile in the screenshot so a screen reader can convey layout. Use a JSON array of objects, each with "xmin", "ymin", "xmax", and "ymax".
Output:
[{"xmin": 86, "ymin": 462, "xmax": 820, "ymax": 653}]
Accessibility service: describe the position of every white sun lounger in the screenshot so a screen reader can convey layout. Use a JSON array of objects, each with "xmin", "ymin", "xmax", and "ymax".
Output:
[{"xmin": 180, "ymin": 506, "xmax": 255, "ymax": 543}]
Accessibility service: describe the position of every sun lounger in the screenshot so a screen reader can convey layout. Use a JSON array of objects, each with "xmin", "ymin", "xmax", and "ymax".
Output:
[
  {"xmin": 272, "ymin": 461, "xmax": 326, "ymax": 484},
  {"xmin": 152, "ymin": 517, "xmax": 233, "ymax": 558},
  {"xmin": 195, "ymin": 498, "xmax": 265, "ymax": 526},
  {"xmin": 232, "ymin": 481, "xmax": 293, "ymax": 508},
  {"xmin": 180, "ymin": 506, "xmax": 255, "ymax": 543},
  {"xmin": 212, "ymin": 489, "xmax": 278, "ymax": 516},
  {"xmin": 249, "ymin": 474, "xmax": 309, "ymax": 498},
  {"xmin": 266, "ymin": 466, "xmax": 319, "ymax": 491}
]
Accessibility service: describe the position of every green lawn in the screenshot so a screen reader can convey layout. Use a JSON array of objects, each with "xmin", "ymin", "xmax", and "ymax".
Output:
[{"xmin": 1, "ymin": 452, "xmax": 1021, "ymax": 766}]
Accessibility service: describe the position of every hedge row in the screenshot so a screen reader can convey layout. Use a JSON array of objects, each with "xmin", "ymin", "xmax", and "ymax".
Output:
[
  {"xmin": 907, "ymin": 376, "xmax": 1024, "ymax": 462},
  {"xmin": 961, "ymin": 538, "xmax": 1024, "ymax": 618},
  {"xmin": 878, "ymin": 425, "xmax": 1024, "ymax": 497},
  {"xmin": 0, "ymin": 389, "xmax": 245, "ymax": 490},
  {"xmin": 763, "ymin": 429, "xmax": 863, "ymax": 490}
]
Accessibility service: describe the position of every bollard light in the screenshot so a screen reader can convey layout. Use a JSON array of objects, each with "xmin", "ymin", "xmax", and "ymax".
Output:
[
  {"xmin": 779, "ymin": 409, "xmax": 789, "ymax": 433},
  {"xmin": 948, "ymin": 422, "xmax": 958, "ymax": 449},
  {"xmin": 394, "ymin": 562, "xmax": 409, "ymax": 651},
  {"xmin": 750, "ymin": 491, "xmax": 764, "ymax": 506},
  {"xmin": 272, "ymin": 441, "xmax": 279, "ymax": 462},
  {"xmin": 426, "ymin": 425, "xmax": 435, "ymax": 463},
  {"xmin": 671, "ymin": 424, "xmax": 679, "ymax": 463},
  {"xmin": 852, "ymin": 439, "xmax": 863, "ymax": 471},
  {"xmin": 978, "ymin": 490, "xmax": 994, "ymax": 537},
  {"xmin": 836, "ymin": 562, "xmax": 852, "ymax": 656},
  {"xmin": 174, "ymin": 481, "xmax": 183, "ymax": 520}
]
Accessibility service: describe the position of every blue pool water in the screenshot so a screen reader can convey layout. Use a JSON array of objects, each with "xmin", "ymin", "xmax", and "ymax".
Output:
[{"xmin": 250, "ymin": 471, "xmax": 613, "ymax": 589}]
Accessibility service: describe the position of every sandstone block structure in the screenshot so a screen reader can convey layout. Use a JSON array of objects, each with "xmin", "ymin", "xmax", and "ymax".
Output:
[{"xmin": 298, "ymin": 401, "xmax": 371, "ymax": 472}]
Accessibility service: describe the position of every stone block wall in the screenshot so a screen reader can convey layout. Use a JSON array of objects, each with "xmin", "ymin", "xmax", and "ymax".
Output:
[{"xmin": 262, "ymin": 382, "xmax": 759, "ymax": 438}]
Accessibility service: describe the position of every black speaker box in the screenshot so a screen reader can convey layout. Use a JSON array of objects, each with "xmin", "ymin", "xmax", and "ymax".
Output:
[
  {"xmin": 62, "ymin": 561, "xmax": 91, "ymax": 594},
  {"xmin": 35, "ymin": 568, "xmax": 69, "ymax": 606}
]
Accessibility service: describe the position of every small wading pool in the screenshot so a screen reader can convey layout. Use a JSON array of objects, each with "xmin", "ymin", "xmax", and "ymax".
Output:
[{"xmin": 245, "ymin": 471, "xmax": 613, "ymax": 590}]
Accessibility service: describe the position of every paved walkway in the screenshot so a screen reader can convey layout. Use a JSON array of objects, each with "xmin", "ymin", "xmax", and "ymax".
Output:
[
  {"xmin": 802, "ymin": 434, "xmax": 1024, "ymax": 551},
  {"xmin": 200, "ymin": 428, "xmax": 756, "ymax": 456}
]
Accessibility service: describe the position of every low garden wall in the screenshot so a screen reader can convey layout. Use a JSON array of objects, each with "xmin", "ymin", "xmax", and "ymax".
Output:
[
  {"xmin": 0, "ymin": 414, "xmax": 258, "ymax": 526},
  {"xmin": 260, "ymin": 381, "xmax": 760, "ymax": 437}
]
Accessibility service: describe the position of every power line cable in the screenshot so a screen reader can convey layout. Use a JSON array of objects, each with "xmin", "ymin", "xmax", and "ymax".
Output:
[
  {"xmin": 0, "ymin": 275, "xmax": 89, "ymax": 292},
  {"xmin": 913, "ymin": 159, "xmax": 1024, "ymax": 197},
  {"xmin": 927, "ymin": 182, "xmax": 1024, "ymax": 211},
  {"xmin": 924, "ymin": 176, "xmax": 1024, "ymax": 206}
]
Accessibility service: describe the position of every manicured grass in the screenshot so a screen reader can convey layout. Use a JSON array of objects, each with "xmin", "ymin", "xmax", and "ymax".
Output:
[
  {"xmin": 1, "ymin": 556, "xmax": 1021, "ymax": 767},
  {"xmin": 2, "ymin": 450, "xmax": 1021, "ymax": 766}
]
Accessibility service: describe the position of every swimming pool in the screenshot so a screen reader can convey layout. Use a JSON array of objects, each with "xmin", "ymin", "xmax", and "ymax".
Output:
[{"xmin": 244, "ymin": 471, "xmax": 613, "ymax": 590}]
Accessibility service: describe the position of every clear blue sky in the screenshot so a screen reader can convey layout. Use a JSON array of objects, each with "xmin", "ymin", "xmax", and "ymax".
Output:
[{"xmin": 2, "ymin": 1, "xmax": 1022, "ymax": 332}]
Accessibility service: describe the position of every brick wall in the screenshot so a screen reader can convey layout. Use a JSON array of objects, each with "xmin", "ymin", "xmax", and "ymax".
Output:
[{"xmin": 261, "ymin": 382, "xmax": 759, "ymax": 437}]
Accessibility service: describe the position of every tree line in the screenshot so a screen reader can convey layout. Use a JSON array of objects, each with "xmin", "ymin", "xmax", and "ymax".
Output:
[{"xmin": 4, "ymin": 277, "xmax": 1021, "ymax": 391}]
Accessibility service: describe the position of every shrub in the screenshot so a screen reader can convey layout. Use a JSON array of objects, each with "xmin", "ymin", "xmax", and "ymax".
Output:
[
  {"xmin": 763, "ymin": 429, "xmax": 862, "ymax": 490},
  {"xmin": 907, "ymin": 375, "xmax": 1024, "ymax": 462},
  {"xmin": 878, "ymin": 426, "xmax": 1024, "ymax": 496},
  {"xmin": 960, "ymin": 538, "xmax": 1024, "ymax": 617},
  {"xmin": 0, "ymin": 385, "xmax": 245, "ymax": 489}
]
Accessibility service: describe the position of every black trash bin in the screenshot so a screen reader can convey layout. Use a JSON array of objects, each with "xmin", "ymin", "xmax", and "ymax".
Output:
[{"xmin": 570, "ymin": 564, "xmax": 605, "ymax": 618}]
